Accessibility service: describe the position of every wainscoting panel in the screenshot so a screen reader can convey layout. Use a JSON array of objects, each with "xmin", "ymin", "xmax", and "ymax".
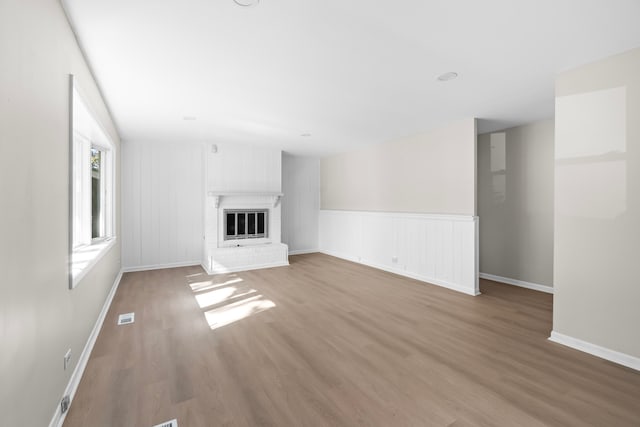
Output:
[
  {"xmin": 319, "ymin": 210, "xmax": 479, "ymax": 295},
  {"xmin": 122, "ymin": 141, "xmax": 203, "ymax": 269},
  {"xmin": 361, "ymin": 214, "xmax": 396, "ymax": 268}
]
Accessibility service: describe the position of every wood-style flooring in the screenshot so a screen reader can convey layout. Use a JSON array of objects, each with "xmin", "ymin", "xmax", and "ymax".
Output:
[{"xmin": 63, "ymin": 253, "xmax": 640, "ymax": 427}]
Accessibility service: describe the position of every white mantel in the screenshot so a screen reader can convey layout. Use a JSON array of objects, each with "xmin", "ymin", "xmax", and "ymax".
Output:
[
  {"xmin": 202, "ymin": 143, "xmax": 289, "ymax": 274},
  {"xmin": 207, "ymin": 191, "xmax": 283, "ymax": 208}
]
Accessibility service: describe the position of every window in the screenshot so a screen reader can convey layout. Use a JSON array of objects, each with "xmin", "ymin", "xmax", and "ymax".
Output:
[
  {"xmin": 225, "ymin": 210, "xmax": 267, "ymax": 240},
  {"xmin": 70, "ymin": 76, "xmax": 116, "ymax": 288},
  {"xmin": 91, "ymin": 148, "xmax": 102, "ymax": 238}
]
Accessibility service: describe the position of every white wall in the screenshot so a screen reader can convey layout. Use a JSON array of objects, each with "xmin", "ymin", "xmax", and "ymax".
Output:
[
  {"xmin": 477, "ymin": 120, "xmax": 554, "ymax": 290},
  {"xmin": 207, "ymin": 143, "xmax": 281, "ymax": 192},
  {"xmin": 282, "ymin": 154, "xmax": 320, "ymax": 254},
  {"xmin": 0, "ymin": 1, "xmax": 121, "ymax": 426},
  {"xmin": 552, "ymin": 47, "xmax": 640, "ymax": 368},
  {"xmin": 122, "ymin": 141, "xmax": 203, "ymax": 270},
  {"xmin": 122, "ymin": 141, "xmax": 291, "ymax": 271}
]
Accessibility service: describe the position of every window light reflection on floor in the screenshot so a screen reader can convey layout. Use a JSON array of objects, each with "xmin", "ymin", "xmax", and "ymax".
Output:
[
  {"xmin": 189, "ymin": 277, "xmax": 243, "ymax": 293},
  {"xmin": 204, "ymin": 294, "xmax": 275, "ymax": 330},
  {"xmin": 195, "ymin": 286, "xmax": 257, "ymax": 309}
]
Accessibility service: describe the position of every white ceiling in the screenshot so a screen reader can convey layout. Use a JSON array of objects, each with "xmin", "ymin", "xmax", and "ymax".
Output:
[{"xmin": 62, "ymin": 0, "xmax": 640, "ymax": 156}]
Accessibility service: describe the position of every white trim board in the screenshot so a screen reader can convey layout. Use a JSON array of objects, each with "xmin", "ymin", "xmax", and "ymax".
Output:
[
  {"xmin": 71, "ymin": 237, "xmax": 117, "ymax": 288},
  {"xmin": 201, "ymin": 261, "xmax": 289, "ymax": 275},
  {"xmin": 122, "ymin": 260, "xmax": 201, "ymax": 273},
  {"xmin": 320, "ymin": 209, "xmax": 476, "ymax": 222},
  {"xmin": 479, "ymin": 272, "xmax": 553, "ymax": 294},
  {"xmin": 288, "ymin": 249, "xmax": 319, "ymax": 256},
  {"xmin": 549, "ymin": 331, "xmax": 640, "ymax": 372},
  {"xmin": 49, "ymin": 269, "xmax": 123, "ymax": 427},
  {"xmin": 320, "ymin": 250, "xmax": 480, "ymax": 296}
]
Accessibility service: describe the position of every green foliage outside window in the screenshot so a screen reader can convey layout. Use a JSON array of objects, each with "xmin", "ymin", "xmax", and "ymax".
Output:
[{"xmin": 91, "ymin": 148, "xmax": 101, "ymax": 171}]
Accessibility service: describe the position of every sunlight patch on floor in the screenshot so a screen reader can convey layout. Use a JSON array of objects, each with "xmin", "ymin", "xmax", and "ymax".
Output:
[
  {"xmin": 204, "ymin": 294, "xmax": 275, "ymax": 330},
  {"xmin": 195, "ymin": 286, "xmax": 257, "ymax": 309},
  {"xmin": 190, "ymin": 277, "xmax": 243, "ymax": 292}
]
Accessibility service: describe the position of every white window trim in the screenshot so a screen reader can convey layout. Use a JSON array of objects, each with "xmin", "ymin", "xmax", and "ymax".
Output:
[
  {"xmin": 69, "ymin": 75, "xmax": 117, "ymax": 289},
  {"xmin": 71, "ymin": 237, "xmax": 117, "ymax": 287}
]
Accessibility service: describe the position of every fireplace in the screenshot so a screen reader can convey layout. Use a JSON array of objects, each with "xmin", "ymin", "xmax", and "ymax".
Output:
[
  {"xmin": 203, "ymin": 192, "xmax": 288, "ymax": 274},
  {"xmin": 202, "ymin": 143, "xmax": 288, "ymax": 274},
  {"xmin": 224, "ymin": 209, "xmax": 268, "ymax": 240}
]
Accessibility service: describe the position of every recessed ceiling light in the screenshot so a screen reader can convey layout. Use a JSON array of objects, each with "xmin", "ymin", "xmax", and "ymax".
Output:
[
  {"xmin": 233, "ymin": 0, "xmax": 259, "ymax": 7},
  {"xmin": 183, "ymin": 116, "xmax": 197, "ymax": 121},
  {"xmin": 437, "ymin": 72, "xmax": 458, "ymax": 82},
  {"xmin": 301, "ymin": 133, "xmax": 311, "ymax": 137}
]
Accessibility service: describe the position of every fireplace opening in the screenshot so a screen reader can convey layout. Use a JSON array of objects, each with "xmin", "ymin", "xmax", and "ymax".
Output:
[{"xmin": 225, "ymin": 209, "xmax": 268, "ymax": 240}]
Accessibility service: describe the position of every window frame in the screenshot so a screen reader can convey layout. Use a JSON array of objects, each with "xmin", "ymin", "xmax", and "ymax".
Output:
[{"xmin": 69, "ymin": 75, "xmax": 117, "ymax": 289}]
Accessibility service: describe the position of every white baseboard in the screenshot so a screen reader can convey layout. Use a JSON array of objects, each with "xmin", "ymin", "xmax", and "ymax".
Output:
[
  {"xmin": 320, "ymin": 250, "xmax": 480, "ymax": 296},
  {"xmin": 479, "ymin": 272, "xmax": 553, "ymax": 294},
  {"xmin": 122, "ymin": 260, "xmax": 201, "ymax": 272},
  {"xmin": 288, "ymin": 248, "xmax": 319, "ymax": 256},
  {"xmin": 201, "ymin": 261, "xmax": 289, "ymax": 275},
  {"xmin": 49, "ymin": 269, "xmax": 123, "ymax": 427},
  {"xmin": 549, "ymin": 331, "xmax": 640, "ymax": 372}
]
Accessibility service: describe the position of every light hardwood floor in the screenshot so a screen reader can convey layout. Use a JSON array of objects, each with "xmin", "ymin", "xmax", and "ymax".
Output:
[{"xmin": 63, "ymin": 253, "xmax": 640, "ymax": 427}]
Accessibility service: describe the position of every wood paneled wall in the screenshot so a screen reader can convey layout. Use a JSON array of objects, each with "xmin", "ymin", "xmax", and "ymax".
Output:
[{"xmin": 122, "ymin": 141, "xmax": 203, "ymax": 270}]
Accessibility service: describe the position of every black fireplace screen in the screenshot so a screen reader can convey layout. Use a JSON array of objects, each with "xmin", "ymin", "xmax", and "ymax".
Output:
[{"xmin": 224, "ymin": 210, "xmax": 267, "ymax": 240}]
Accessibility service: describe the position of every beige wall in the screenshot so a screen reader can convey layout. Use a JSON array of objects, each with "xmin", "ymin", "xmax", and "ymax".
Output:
[
  {"xmin": 0, "ymin": 1, "xmax": 121, "ymax": 426},
  {"xmin": 554, "ymin": 47, "xmax": 640, "ymax": 358},
  {"xmin": 478, "ymin": 120, "xmax": 554, "ymax": 286},
  {"xmin": 321, "ymin": 118, "xmax": 477, "ymax": 215}
]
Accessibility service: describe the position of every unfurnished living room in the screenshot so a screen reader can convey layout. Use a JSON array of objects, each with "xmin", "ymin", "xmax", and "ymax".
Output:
[{"xmin": 2, "ymin": 0, "xmax": 640, "ymax": 426}]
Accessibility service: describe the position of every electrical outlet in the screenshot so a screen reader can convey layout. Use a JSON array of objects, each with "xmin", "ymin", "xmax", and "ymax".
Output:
[
  {"xmin": 61, "ymin": 395, "xmax": 70, "ymax": 414},
  {"xmin": 63, "ymin": 349, "xmax": 72, "ymax": 371},
  {"xmin": 391, "ymin": 256, "xmax": 398, "ymax": 263}
]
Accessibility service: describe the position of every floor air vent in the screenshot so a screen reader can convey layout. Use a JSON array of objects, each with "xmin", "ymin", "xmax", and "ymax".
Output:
[
  {"xmin": 152, "ymin": 420, "xmax": 177, "ymax": 427},
  {"xmin": 117, "ymin": 312, "xmax": 135, "ymax": 325}
]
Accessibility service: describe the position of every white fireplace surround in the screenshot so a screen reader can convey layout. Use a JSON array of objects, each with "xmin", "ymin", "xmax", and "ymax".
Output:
[
  {"xmin": 202, "ymin": 192, "xmax": 289, "ymax": 274},
  {"xmin": 202, "ymin": 144, "xmax": 288, "ymax": 274}
]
